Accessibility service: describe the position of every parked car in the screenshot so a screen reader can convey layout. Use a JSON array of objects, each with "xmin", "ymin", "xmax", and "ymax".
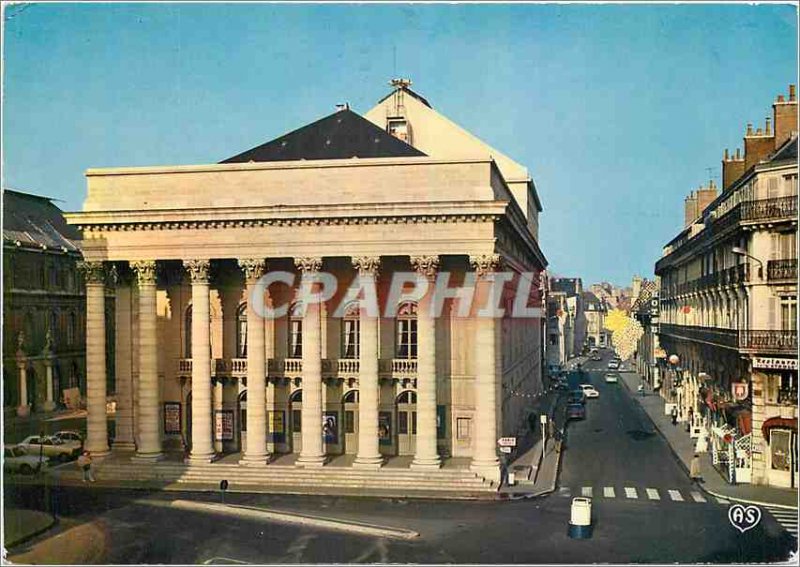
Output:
[
  {"xmin": 580, "ymin": 384, "xmax": 600, "ymax": 398},
  {"xmin": 608, "ymin": 361, "xmax": 619, "ymax": 370},
  {"xmin": 3, "ymin": 446, "xmax": 44, "ymax": 475},
  {"xmin": 16, "ymin": 435, "xmax": 80, "ymax": 462},
  {"xmin": 568, "ymin": 389, "xmax": 586, "ymax": 404},
  {"xmin": 52, "ymin": 430, "xmax": 84, "ymax": 447},
  {"xmin": 605, "ymin": 373, "xmax": 620, "ymax": 384},
  {"xmin": 567, "ymin": 403, "xmax": 586, "ymax": 420},
  {"xmin": 591, "ymin": 355, "xmax": 601, "ymax": 361}
]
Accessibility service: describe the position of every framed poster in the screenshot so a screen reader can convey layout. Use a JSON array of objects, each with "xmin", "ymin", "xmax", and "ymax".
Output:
[
  {"xmin": 215, "ymin": 410, "xmax": 234, "ymax": 441},
  {"xmin": 378, "ymin": 411, "xmax": 392, "ymax": 445},
  {"xmin": 164, "ymin": 402, "xmax": 182, "ymax": 435},
  {"xmin": 323, "ymin": 412, "xmax": 338, "ymax": 444},
  {"xmin": 270, "ymin": 410, "xmax": 286, "ymax": 443}
]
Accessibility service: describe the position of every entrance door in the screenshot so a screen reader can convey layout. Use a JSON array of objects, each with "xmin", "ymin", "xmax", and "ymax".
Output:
[
  {"xmin": 396, "ymin": 390, "xmax": 417, "ymax": 456},
  {"xmin": 343, "ymin": 390, "xmax": 359, "ymax": 455},
  {"xmin": 769, "ymin": 429, "xmax": 796, "ymax": 488},
  {"xmin": 238, "ymin": 390, "xmax": 247, "ymax": 453},
  {"xmin": 290, "ymin": 389, "xmax": 302, "ymax": 454}
]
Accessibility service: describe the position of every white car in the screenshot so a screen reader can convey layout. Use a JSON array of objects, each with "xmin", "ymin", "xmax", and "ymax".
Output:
[
  {"xmin": 3, "ymin": 446, "xmax": 45, "ymax": 475},
  {"xmin": 608, "ymin": 361, "xmax": 619, "ymax": 370},
  {"xmin": 580, "ymin": 384, "xmax": 600, "ymax": 398},
  {"xmin": 16, "ymin": 435, "xmax": 80, "ymax": 462},
  {"xmin": 52, "ymin": 430, "xmax": 84, "ymax": 446},
  {"xmin": 605, "ymin": 373, "xmax": 619, "ymax": 383}
]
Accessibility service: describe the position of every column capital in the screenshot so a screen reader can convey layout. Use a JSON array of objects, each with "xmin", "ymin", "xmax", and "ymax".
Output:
[
  {"xmin": 295, "ymin": 257, "xmax": 323, "ymax": 273},
  {"xmin": 469, "ymin": 254, "xmax": 503, "ymax": 278},
  {"xmin": 410, "ymin": 255, "xmax": 439, "ymax": 280},
  {"xmin": 131, "ymin": 260, "xmax": 158, "ymax": 285},
  {"xmin": 78, "ymin": 260, "xmax": 107, "ymax": 285},
  {"xmin": 238, "ymin": 258, "xmax": 266, "ymax": 283},
  {"xmin": 183, "ymin": 259, "xmax": 211, "ymax": 284},
  {"xmin": 352, "ymin": 256, "xmax": 381, "ymax": 278}
]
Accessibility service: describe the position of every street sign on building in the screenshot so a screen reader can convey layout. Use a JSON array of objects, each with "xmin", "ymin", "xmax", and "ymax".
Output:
[
  {"xmin": 499, "ymin": 446, "xmax": 513, "ymax": 454},
  {"xmin": 732, "ymin": 382, "xmax": 749, "ymax": 401},
  {"xmin": 498, "ymin": 437, "xmax": 517, "ymax": 447},
  {"xmin": 752, "ymin": 357, "xmax": 798, "ymax": 371}
]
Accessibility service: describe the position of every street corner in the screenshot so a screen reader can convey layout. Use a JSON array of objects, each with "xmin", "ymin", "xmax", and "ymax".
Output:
[{"xmin": 7, "ymin": 518, "xmax": 110, "ymax": 565}]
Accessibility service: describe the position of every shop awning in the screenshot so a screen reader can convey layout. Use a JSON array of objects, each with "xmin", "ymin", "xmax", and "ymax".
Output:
[{"xmin": 761, "ymin": 417, "xmax": 798, "ymax": 441}]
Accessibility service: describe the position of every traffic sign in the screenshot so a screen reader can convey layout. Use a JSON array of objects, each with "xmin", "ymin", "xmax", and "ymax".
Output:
[
  {"xmin": 499, "ymin": 446, "xmax": 512, "ymax": 454},
  {"xmin": 497, "ymin": 437, "xmax": 517, "ymax": 447}
]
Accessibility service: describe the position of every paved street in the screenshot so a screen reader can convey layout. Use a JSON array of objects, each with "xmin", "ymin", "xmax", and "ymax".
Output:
[{"xmin": 5, "ymin": 351, "xmax": 796, "ymax": 566}]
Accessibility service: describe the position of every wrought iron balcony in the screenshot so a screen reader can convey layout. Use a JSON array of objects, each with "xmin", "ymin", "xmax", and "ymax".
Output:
[
  {"xmin": 740, "ymin": 196, "xmax": 798, "ymax": 223},
  {"xmin": 767, "ymin": 259, "xmax": 797, "ymax": 282},
  {"xmin": 659, "ymin": 324, "xmax": 797, "ymax": 354}
]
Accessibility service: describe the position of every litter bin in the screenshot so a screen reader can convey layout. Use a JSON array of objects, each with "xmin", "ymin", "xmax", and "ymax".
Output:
[{"xmin": 568, "ymin": 497, "xmax": 593, "ymax": 539}]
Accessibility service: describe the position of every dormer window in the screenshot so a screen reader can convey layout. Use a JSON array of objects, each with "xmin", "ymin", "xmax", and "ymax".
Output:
[{"xmin": 387, "ymin": 118, "xmax": 411, "ymax": 144}]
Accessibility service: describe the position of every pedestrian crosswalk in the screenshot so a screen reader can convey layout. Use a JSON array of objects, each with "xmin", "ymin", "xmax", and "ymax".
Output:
[
  {"xmin": 762, "ymin": 504, "xmax": 798, "ymax": 538},
  {"xmin": 563, "ymin": 485, "xmax": 721, "ymax": 504}
]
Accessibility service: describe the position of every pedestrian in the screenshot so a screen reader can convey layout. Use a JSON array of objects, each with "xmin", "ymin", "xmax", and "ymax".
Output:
[
  {"xmin": 77, "ymin": 450, "xmax": 95, "ymax": 483},
  {"xmin": 690, "ymin": 454, "xmax": 703, "ymax": 483},
  {"xmin": 637, "ymin": 384, "xmax": 645, "ymax": 397},
  {"xmin": 671, "ymin": 406, "xmax": 679, "ymax": 426}
]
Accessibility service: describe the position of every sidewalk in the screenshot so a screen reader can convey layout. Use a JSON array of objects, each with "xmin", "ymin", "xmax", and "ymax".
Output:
[
  {"xmin": 619, "ymin": 370, "xmax": 798, "ymax": 509},
  {"xmin": 500, "ymin": 356, "xmax": 584, "ymax": 498},
  {"xmin": 4, "ymin": 508, "xmax": 57, "ymax": 548}
]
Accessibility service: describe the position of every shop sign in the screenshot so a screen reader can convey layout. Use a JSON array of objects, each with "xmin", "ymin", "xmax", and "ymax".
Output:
[
  {"xmin": 732, "ymin": 382, "xmax": 749, "ymax": 401},
  {"xmin": 215, "ymin": 410, "xmax": 234, "ymax": 441},
  {"xmin": 752, "ymin": 357, "xmax": 798, "ymax": 371}
]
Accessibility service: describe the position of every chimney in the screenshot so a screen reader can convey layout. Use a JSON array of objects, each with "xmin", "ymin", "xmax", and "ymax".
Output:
[
  {"xmin": 696, "ymin": 180, "xmax": 718, "ymax": 216},
  {"xmin": 744, "ymin": 120, "xmax": 776, "ymax": 171},
  {"xmin": 684, "ymin": 191, "xmax": 699, "ymax": 228},
  {"xmin": 722, "ymin": 147, "xmax": 746, "ymax": 190},
  {"xmin": 773, "ymin": 84, "xmax": 798, "ymax": 149}
]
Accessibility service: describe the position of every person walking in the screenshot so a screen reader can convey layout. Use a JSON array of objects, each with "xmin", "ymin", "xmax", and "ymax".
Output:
[
  {"xmin": 690, "ymin": 454, "xmax": 703, "ymax": 483},
  {"xmin": 671, "ymin": 406, "xmax": 679, "ymax": 426},
  {"xmin": 77, "ymin": 450, "xmax": 95, "ymax": 483}
]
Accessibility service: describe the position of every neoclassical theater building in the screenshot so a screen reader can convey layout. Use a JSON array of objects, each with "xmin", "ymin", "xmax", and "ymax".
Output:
[{"xmin": 66, "ymin": 82, "xmax": 547, "ymax": 484}]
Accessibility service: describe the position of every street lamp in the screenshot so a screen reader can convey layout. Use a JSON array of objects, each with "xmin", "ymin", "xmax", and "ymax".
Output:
[{"xmin": 732, "ymin": 246, "xmax": 764, "ymax": 280}]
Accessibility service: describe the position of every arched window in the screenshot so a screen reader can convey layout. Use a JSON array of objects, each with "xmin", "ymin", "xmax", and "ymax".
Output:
[
  {"xmin": 289, "ymin": 389, "xmax": 302, "ymax": 433},
  {"xmin": 288, "ymin": 302, "xmax": 303, "ymax": 358},
  {"xmin": 341, "ymin": 302, "xmax": 360, "ymax": 359},
  {"xmin": 236, "ymin": 303, "xmax": 248, "ymax": 358},
  {"xmin": 396, "ymin": 301, "xmax": 418, "ymax": 359},
  {"xmin": 397, "ymin": 390, "xmax": 417, "ymax": 404},
  {"xmin": 343, "ymin": 389, "xmax": 359, "ymax": 404},
  {"xmin": 184, "ymin": 305, "xmax": 193, "ymax": 358}
]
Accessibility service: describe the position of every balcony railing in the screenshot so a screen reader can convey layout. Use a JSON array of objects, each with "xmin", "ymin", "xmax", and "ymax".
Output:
[
  {"xmin": 740, "ymin": 196, "xmax": 798, "ymax": 223},
  {"xmin": 767, "ymin": 259, "xmax": 797, "ymax": 282},
  {"xmin": 658, "ymin": 324, "xmax": 797, "ymax": 354},
  {"xmin": 378, "ymin": 358, "xmax": 418, "ymax": 376},
  {"xmin": 177, "ymin": 357, "xmax": 421, "ymax": 378},
  {"xmin": 661, "ymin": 264, "xmax": 750, "ymax": 298}
]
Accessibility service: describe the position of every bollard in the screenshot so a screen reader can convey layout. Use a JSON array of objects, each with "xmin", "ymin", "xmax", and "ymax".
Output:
[{"xmin": 568, "ymin": 497, "xmax": 593, "ymax": 539}]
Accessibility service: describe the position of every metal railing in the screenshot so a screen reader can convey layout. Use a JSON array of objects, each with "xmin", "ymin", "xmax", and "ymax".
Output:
[
  {"xmin": 767, "ymin": 259, "xmax": 797, "ymax": 282},
  {"xmin": 661, "ymin": 264, "xmax": 750, "ymax": 299},
  {"xmin": 659, "ymin": 324, "xmax": 797, "ymax": 354},
  {"xmin": 740, "ymin": 196, "xmax": 798, "ymax": 223}
]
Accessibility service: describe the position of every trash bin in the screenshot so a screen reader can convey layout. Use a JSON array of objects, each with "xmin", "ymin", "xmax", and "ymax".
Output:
[{"xmin": 568, "ymin": 497, "xmax": 593, "ymax": 539}]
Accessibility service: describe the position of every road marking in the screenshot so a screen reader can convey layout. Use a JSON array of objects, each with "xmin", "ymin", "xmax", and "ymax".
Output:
[
  {"xmin": 581, "ymin": 486, "xmax": 593, "ymax": 497},
  {"xmin": 624, "ymin": 487, "xmax": 637, "ymax": 499},
  {"xmin": 716, "ymin": 497, "xmax": 730, "ymax": 505},
  {"xmin": 690, "ymin": 491, "xmax": 706, "ymax": 503},
  {"xmin": 763, "ymin": 505, "xmax": 799, "ymax": 536},
  {"xmin": 646, "ymin": 488, "xmax": 660, "ymax": 500},
  {"xmin": 203, "ymin": 558, "xmax": 252, "ymax": 565},
  {"xmin": 668, "ymin": 490, "xmax": 684, "ymax": 502},
  {"xmin": 603, "ymin": 486, "xmax": 615, "ymax": 498}
]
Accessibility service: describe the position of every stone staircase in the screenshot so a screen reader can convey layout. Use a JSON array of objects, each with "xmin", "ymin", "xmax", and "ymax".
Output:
[{"xmin": 53, "ymin": 459, "xmax": 497, "ymax": 499}]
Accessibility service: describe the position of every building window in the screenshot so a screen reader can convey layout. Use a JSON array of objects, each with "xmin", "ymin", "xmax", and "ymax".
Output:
[
  {"xmin": 396, "ymin": 301, "xmax": 418, "ymax": 359},
  {"xmin": 781, "ymin": 297, "xmax": 797, "ymax": 332},
  {"xmin": 456, "ymin": 417, "xmax": 472, "ymax": 441},
  {"xmin": 341, "ymin": 302, "xmax": 360, "ymax": 359},
  {"xmin": 292, "ymin": 410, "xmax": 302, "ymax": 433},
  {"xmin": 236, "ymin": 303, "xmax": 247, "ymax": 358},
  {"xmin": 184, "ymin": 305, "xmax": 193, "ymax": 357},
  {"xmin": 288, "ymin": 302, "xmax": 303, "ymax": 358}
]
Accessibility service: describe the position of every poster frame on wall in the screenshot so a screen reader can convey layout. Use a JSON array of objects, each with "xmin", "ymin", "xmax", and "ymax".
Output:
[
  {"xmin": 215, "ymin": 409, "xmax": 234, "ymax": 441},
  {"xmin": 378, "ymin": 411, "xmax": 392, "ymax": 446},
  {"xmin": 164, "ymin": 402, "xmax": 182, "ymax": 435}
]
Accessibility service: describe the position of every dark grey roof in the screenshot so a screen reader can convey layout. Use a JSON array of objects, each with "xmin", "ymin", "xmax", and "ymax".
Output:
[
  {"xmin": 771, "ymin": 135, "xmax": 797, "ymax": 163},
  {"xmin": 3, "ymin": 189, "xmax": 81, "ymax": 253},
  {"xmin": 582, "ymin": 291, "xmax": 603, "ymax": 309},
  {"xmin": 220, "ymin": 109, "xmax": 426, "ymax": 164},
  {"xmin": 550, "ymin": 277, "xmax": 582, "ymax": 298}
]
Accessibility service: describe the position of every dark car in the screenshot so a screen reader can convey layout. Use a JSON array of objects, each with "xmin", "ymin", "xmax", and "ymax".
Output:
[
  {"xmin": 567, "ymin": 403, "xmax": 586, "ymax": 420},
  {"xmin": 568, "ymin": 389, "xmax": 586, "ymax": 404}
]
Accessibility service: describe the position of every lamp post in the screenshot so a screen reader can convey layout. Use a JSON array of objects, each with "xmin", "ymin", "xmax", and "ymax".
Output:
[{"xmin": 732, "ymin": 246, "xmax": 764, "ymax": 280}]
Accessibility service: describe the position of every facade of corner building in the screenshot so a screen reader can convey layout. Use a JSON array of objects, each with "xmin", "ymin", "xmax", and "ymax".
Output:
[
  {"xmin": 582, "ymin": 291, "xmax": 608, "ymax": 348},
  {"xmin": 64, "ymin": 83, "xmax": 547, "ymax": 485},
  {"xmin": 546, "ymin": 291, "xmax": 573, "ymax": 370},
  {"xmin": 3, "ymin": 189, "xmax": 91, "ymax": 417},
  {"xmin": 655, "ymin": 85, "xmax": 798, "ymax": 489}
]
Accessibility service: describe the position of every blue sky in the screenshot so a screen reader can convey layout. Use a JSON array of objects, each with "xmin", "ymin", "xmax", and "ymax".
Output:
[{"xmin": 3, "ymin": 3, "xmax": 797, "ymax": 286}]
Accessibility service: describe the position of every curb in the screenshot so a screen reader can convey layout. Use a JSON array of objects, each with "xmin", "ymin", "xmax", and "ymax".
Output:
[
  {"xmin": 4, "ymin": 514, "xmax": 58, "ymax": 549},
  {"xmin": 139, "ymin": 499, "xmax": 420, "ymax": 540},
  {"xmin": 620, "ymin": 372, "xmax": 799, "ymax": 511}
]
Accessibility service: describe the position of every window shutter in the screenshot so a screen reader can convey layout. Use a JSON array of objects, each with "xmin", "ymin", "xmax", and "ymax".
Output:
[{"xmin": 768, "ymin": 297, "xmax": 777, "ymax": 330}]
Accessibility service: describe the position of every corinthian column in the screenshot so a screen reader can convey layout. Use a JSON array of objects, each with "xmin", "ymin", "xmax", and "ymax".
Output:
[
  {"xmin": 80, "ymin": 261, "xmax": 110, "ymax": 456},
  {"xmin": 353, "ymin": 256, "xmax": 383, "ymax": 468},
  {"xmin": 469, "ymin": 254, "xmax": 502, "ymax": 482},
  {"xmin": 295, "ymin": 257, "xmax": 326, "ymax": 467},
  {"xmin": 113, "ymin": 273, "xmax": 136, "ymax": 450},
  {"xmin": 184, "ymin": 259, "xmax": 215, "ymax": 463},
  {"xmin": 131, "ymin": 260, "xmax": 163, "ymax": 461},
  {"xmin": 410, "ymin": 255, "xmax": 441, "ymax": 469},
  {"xmin": 239, "ymin": 258, "xmax": 269, "ymax": 465}
]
